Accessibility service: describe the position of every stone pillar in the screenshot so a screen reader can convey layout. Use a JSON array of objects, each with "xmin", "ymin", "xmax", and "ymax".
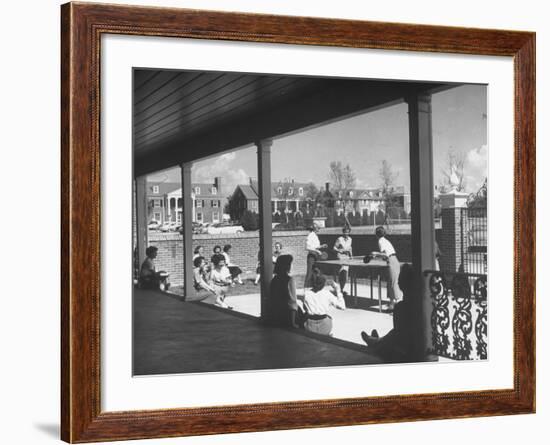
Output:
[
  {"xmin": 439, "ymin": 191, "xmax": 469, "ymax": 273},
  {"xmin": 135, "ymin": 176, "xmax": 149, "ymax": 269},
  {"xmin": 257, "ymin": 139, "xmax": 273, "ymax": 321},
  {"xmin": 181, "ymin": 163, "xmax": 194, "ymax": 301},
  {"xmin": 407, "ymin": 93, "xmax": 436, "ymax": 361}
]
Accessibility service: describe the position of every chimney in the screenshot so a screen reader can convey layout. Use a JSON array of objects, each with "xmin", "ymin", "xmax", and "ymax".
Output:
[
  {"xmin": 325, "ymin": 182, "xmax": 330, "ymax": 192},
  {"xmin": 214, "ymin": 176, "xmax": 222, "ymax": 193}
]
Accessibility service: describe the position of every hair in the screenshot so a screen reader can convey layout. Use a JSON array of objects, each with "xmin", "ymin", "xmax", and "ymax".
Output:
[
  {"xmin": 307, "ymin": 225, "xmax": 316, "ymax": 232},
  {"xmin": 194, "ymin": 245, "xmax": 203, "ymax": 254},
  {"xmin": 375, "ymin": 226, "xmax": 386, "ymax": 238},
  {"xmin": 211, "ymin": 253, "xmax": 225, "ymax": 266},
  {"xmin": 312, "ymin": 274, "xmax": 327, "ymax": 292},
  {"xmin": 312, "ymin": 265, "xmax": 321, "ymax": 276},
  {"xmin": 145, "ymin": 246, "xmax": 158, "ymax": 257},
  {"xmin": 274, "ymin": 241, "xmax": 282, "ymax": 249},
  {"xmin": 342, "ymin": 225, "xmax": 351, "ymax": 234},
  {"xmin": 193, "ymin": 256, "xmax": 205, "ymax": 268},
  {"xmin": 213, "ymin": 245, "xmax": 222, "ymax": 252},
  {"xmin": 273, "ymin": 254, "xmax": 293, "ymax": 276},
  {"xmin": 398, "ymin": 263, "xmax": 414, "ymax": 295},
  {"xmin": 223, "ymin": 244, "xmax": 232, "ymax": 253}
]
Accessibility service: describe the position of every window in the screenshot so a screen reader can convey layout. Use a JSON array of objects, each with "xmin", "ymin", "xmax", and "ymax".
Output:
[
  {"xmin": 288, "ymin": 187, "xmax": 293, "ymax": 195},
  {"xmin": 196, "ymin": 200, "xmax": 202, "ymax": 208},
  {"xmin": 349, "ymin": 191, "xmax": 354, "ymax": 198},
  {"xmin": 194, "ymin": 186, "xmax": 201, "ymax": 194},
  {"xmin": 212, "ymin": 200, "xmax": 218, "ymax": 208},
  {"xmin": 277, "ymin": 187, "xmax": 282, "ymax": 195},
  {"xmin": 196, "ymin": 212, "xmax": 203, "ymax": 222},
  {"xmin": 211, "ymin": 186, "xmax": 217, "ymax": 194},
  {"xmin": 153, "ymin": 199, "xmax": 161, "ymax": 208},
  {"xmin": 154, "ymin": 212, "xmax": 161, "ymax": 221},
  {"xmin": 152, "ymin": 185, "xmax": 159, "ymax": 194},
  {"xmin": 212, "ymin": 212, "xmax": 220, "ymax": 223},
  {"xmin": 299, "ymin": 187, "xmax": 304, "ymax": 196}
]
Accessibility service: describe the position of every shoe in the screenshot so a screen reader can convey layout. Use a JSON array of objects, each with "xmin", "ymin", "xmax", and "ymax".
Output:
[{"xmin": 360, "ymin": 331, "xmax": 370, "ymax": 345}]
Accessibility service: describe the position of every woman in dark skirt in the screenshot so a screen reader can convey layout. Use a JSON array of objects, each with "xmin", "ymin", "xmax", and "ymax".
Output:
[
  {"xmin": 268, "ymin": 255, "xmax": 298, "ymax": 328},
  {"xmin": 222, "ymin": 244, "xmax": 244, "ymax": 284}
]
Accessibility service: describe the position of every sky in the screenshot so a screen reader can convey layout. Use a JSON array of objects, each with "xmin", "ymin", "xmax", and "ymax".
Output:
[{"xmin": 148, "ymin": 84, "xmax": 487, "ymax": 196}]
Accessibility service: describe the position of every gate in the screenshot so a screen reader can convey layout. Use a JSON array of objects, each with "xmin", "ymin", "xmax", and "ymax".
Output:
[{"xmin": 460, "ymin": 207, "xmax": 487, "ymax": 274}]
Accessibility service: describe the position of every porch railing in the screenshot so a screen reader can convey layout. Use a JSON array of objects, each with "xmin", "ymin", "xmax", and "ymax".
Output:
[{"xmin": 424, "ymin": 270, "xmax": 487, "ymax": 360}]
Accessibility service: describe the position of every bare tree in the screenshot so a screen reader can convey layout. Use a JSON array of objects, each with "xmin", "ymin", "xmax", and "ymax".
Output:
[
  {"xmin": 328, "ymin": 161, "xmax": 357, "ymax": 224},
  {"xmin": 379, "ymin": 159, "xmax": 398, "ymax": 192},
  {"xmin": 328, "ymin": 161, "xmax": 356, "ymax": 190},
  {"xmin": 379, "ymin": 160, "xmax": 399, "ymax": 226},
  {"xmin": 441, "ymin": 149, "xmax": 466, "ymax": 192}
]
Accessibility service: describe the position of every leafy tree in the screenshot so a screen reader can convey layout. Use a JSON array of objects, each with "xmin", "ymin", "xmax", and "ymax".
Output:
[
  {"xmin": 240, "ymin": 210, "xmax": 259, "ymax": 231},
  {"xmin": 467, "ymin": 177, "xmax": 487, "ymax": 208}
]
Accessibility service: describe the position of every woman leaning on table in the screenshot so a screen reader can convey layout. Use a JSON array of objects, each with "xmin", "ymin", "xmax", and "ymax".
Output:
[{"xmin": 374, "ymin": 226, "xmax": 402, "ymax": 310}]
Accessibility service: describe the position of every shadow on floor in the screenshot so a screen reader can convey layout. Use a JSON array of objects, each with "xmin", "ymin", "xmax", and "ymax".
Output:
[{"xmin": 133, "ymin": 288, "xmax": 382, "ymax": 375}]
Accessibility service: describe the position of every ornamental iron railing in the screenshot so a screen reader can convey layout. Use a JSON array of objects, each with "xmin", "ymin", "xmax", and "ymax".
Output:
[{"xmin": 425, "ymin": 270, "xmax": 487, "ymax": 360}]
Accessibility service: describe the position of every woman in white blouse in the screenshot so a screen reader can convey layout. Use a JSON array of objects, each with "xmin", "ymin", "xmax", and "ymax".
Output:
[
  {"xmin": 374, "ymin": 226, "xmax": 402, "ymax": 310},
  {"xmin": 303, "ymin": 274, "xmax": 346, "ymax": 336},
  {"xmin": 333, "ymin": 225, "xmax": 353, "ymax": 293}
]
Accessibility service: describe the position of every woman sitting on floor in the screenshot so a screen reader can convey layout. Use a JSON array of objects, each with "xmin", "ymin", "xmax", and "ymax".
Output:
[
  {"xmin": 210, "ymin": 253, "xmax": 233, "ymax": 309},
  {"xmin": 360, "ymin": 263, "xmax": 416, "ymax": 363},
  {"xmin": 138, "ymin": 246, "xmax": 170, "ymax": 291},
  {"xmin": 268, "ymin": 254, "xmax": 298, "ymax": 328},
  {"xmin": 303, "ymin": 274, "xmax": 346, "ymax": 336},
  {"xmin": 222, "ymin": 244, "xmax": 244, "ymax": 285},
  {"xmin": 190, "ymin": 256, "xmax": 221, "ymax": 303}
]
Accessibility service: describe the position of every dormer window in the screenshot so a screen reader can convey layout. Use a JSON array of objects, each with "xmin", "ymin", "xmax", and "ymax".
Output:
[
  {"xmin": 152, "ymin": 185, "xmax": 159, "ymax": 194},
  {"xmin": 194, "ymin": 187, "xmax": 201, "ymax": 194},
  {"xmin": 288, "ymin": 187, "xmax": 293, "ymax": 195},
  {"xmin": 299, "ymin": 187, "xmax": 304, "ymax": 196},
  {"xmin": 211, "ymin": 187, "xmax": 217, "ymax": 194},
  {"xmin": 277, "ymin": 187, "xmax": 282, "ymax": 195},
  {"xmin": 349, "ymin": 191, "xmax": 354, "ymax": 198}
]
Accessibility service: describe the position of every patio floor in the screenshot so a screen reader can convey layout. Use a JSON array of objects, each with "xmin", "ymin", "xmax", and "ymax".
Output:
[{"xmin": 133, "ymin": 288, "xmax": 383, "ymax": 375}]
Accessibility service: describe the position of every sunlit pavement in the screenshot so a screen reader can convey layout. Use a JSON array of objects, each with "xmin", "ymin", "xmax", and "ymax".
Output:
[{"xmin": 226, "ymin": 281, "xmax": 395, "ymax": 346}]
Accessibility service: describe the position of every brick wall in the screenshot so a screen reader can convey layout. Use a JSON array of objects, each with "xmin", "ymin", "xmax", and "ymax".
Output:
[
  {"xmin": 439, "ymin": 207, "xmax": 463, "ymax": 273},
  {"xmin": 146, "ymin": 230, "xmax": 420, "ymax": 286}
]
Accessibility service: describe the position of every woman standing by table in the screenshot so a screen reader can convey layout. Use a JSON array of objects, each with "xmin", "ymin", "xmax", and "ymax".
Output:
[
  {"xmin": 304, "ymin": 224, "xmax": 327, "ymax": 288},
  {"xmin": 333, "ymin": 225, "xmax": 353, "ymax": 294},
  {"xmin": 375, "ymin": 226, "xmax": 402, "ymax": 310}
]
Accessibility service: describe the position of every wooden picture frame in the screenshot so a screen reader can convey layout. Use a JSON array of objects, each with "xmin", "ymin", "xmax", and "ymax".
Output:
[{"xmin": 61, "ymin": 2, "xmax": 535, "ymax": 442}]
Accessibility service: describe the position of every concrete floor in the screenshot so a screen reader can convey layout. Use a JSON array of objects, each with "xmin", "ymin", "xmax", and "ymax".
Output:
[
  {"xmin": 226, "ymin": 283, "xmax": 395, "ymax": 346},
  {"xmin": 133, "ymin": 288, "xmax": 383, "ymax": 376}
]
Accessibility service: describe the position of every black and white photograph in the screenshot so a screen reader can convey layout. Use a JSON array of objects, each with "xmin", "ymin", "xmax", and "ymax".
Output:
[{"xmin": 132, "ymin": 68, "xmax": 488, "ymax": 375}]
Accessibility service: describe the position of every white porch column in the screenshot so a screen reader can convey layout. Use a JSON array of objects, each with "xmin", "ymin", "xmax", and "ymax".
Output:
[
  {"xmin": 181, "ymin": 163, "xmax": 194, "ymax": 301},
  {"xmin": 407, "ymin": 93, "xmax": 437, "ymax": 361},
  {"xmin": 257, "ymin": 139, "xmax": 273, "ymax": 321},
  {"xmin": 135, "ymin": 176, "xmax": 149, "ymax": 268}
]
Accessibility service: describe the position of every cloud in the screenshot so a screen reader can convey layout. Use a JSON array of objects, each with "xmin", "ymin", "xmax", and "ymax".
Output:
[
  {"xmin": 464, "ymin": 144, "xmax": 487, "ymax": 192},
  {"xmin": 193, "ymin": 154, "xmax": 250, "ymax": 196}
]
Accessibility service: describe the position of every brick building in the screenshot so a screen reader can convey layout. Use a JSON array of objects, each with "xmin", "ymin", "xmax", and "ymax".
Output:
[
  {"xmin": 147, "ymin": 177, "xmax": 224, "ymax": 224},
  {"xmin": 228, "ymin": 178, "xmax": 410, "ymax": 222}
]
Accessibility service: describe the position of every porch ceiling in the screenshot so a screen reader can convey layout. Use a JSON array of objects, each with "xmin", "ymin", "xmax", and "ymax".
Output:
[{"xmin": 133, "ymin": 69, "xmax": 452, "ymax": 177}]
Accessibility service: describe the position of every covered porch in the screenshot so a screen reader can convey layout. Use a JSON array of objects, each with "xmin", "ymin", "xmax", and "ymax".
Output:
[{"xmin": 134, "ymin": 69, "xmax": 456, "ymax": 368}]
